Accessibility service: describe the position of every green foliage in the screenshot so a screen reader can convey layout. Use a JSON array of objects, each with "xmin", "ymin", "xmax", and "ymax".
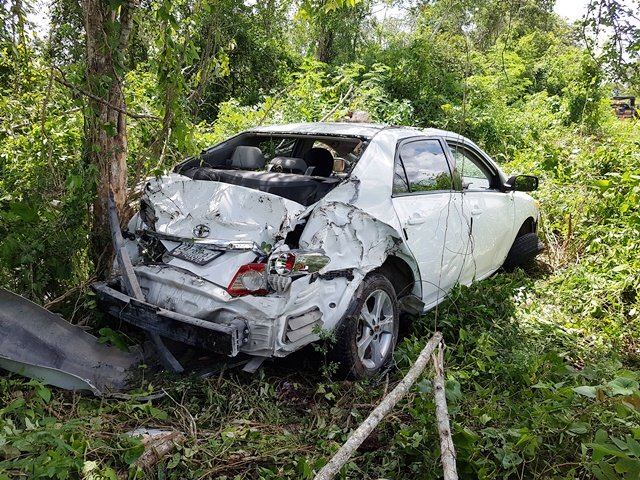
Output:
[
  {"xmin": 0, "ymin": 45, "xmax": 91, "ymax": 302},
  {"xmin": 1, "ymin": 0, "xmax": 640, "ymax": 478}
]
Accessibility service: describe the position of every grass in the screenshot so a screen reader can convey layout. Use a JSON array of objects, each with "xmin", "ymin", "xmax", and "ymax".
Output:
[
  {"xmin": 1, "ymin": 258, "xmax": 637, "ymax": 479},
  {"xmin": 1, "ymin": 121, "xmax": 639, "ymax": 479}
]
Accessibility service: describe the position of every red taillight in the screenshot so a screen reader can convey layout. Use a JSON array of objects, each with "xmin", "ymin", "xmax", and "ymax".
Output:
[{"xmin": 227, "ymin": 263, "xmax": 268, "ymax": 297}]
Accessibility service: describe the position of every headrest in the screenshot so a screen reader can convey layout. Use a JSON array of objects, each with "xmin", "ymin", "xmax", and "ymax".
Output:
[
  {"xmin": 270, "ymin": 156, "xmax": 308, "ymax": 174},
  {"xmin": 303, "ymin": 148, "xmax": 333, "ymax": 177},
  {"xmin": 230, "ymin": 146, "xmax": 265, "ymax": 170}
]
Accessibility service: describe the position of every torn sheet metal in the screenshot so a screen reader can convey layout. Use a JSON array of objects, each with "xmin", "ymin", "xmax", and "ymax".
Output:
[
  {"xmin": 145, "ymin": 176, "xmax": 306, "ymax": 245},
  {"xmin": 0, "ymin": 288, "xmax": 141, "ymax": 395},
  {"xmin": 299, "ymin": 201, "xmax": 402, "ymax": 274}
]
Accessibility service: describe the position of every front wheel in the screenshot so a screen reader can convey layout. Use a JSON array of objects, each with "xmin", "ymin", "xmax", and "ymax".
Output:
[
  {"xmin": 503, "ymin": 232, "xmax": 544, "ymax": 271},
  {"xmin": 329, "ymin": 273, "xmax": 399, "ymax": 379}
]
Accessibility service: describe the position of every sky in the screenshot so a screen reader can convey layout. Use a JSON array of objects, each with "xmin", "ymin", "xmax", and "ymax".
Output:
[
  {"xmin": 374, "ymin": 1, "xmax": 591, "ymax": 24},
  {"xmin": 28, "ymin": 1, "xmax": 611, "ymax": 43},
  {"xmin": 553, "ymin": 0, "xmax": 590, "ymax": 22}
]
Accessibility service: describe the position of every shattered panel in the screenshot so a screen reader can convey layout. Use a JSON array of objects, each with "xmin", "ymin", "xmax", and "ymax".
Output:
[
  {"xmin": 145, "ymin": 175, "xmax": 307, "ymax": 246},
  {"xmin": 299, "ymin": 202, "xmax": 402, "ymax": 274}
]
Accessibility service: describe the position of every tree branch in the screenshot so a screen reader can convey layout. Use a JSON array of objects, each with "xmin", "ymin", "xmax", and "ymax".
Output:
[
  {"xmin": 313, "ymin": 332, "xmax": 443, "ymax": 480},
  {"xmin": 54, "ymin": 75, "xmax": 160, "ymax": 121},
  {"xmin": 433, "ymin": 342, "xmax": 458, "ymax": 480},
  {"xmin": 320, "ymin": 84, "xmax": 354, "ymax": 122}
]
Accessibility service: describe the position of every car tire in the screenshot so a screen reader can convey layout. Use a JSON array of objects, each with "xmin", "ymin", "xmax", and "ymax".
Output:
[
  {"xmin": 329, "ymin": 273, "xmax": 399, "ymax": 379},
  {"xmin": 503, "ymin": 232, "xmax": 544, "ymax": 271}
]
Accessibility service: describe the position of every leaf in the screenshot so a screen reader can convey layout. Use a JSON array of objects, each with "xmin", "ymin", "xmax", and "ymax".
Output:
[
  {"xmin": 626, "ymin": 438, "xmax": 640, "ymax": 457},
  {"xmin": 611, "ymin": 436, "xmax": 630, "ymax": 451},
  {"xmin": 0, "ymin": 444, "xmax": 21, "ymax": 459},
  {"xmin": 501, "ymin": 451, "xmax": 523, "ymax": 468},
  {"xmin": 593, "ymin": 179, "xmax": 611, "ymax": 190},
  {"xmin": 36, "ymin": 385, "xmax": 51, "ymax": 404},
  {"xmin": 609, "ymin": 377, "xmax": 638, "ymax": 396},
  {"xmin": 615, "ymin": 457, "xmax": 640, "ymax": 478},
  {"xmin": 9, "ymin": 202, "xmax": 39, "ymax": 222},
  {"xmin": 148, "ymin": 406, "xmax": 169, "ymax": 420},
  {"xmin": 445, "ymin": 379, "xmax": 462, "ymax": 403},
  {"xmin": 97, "ymin": 328, "xmax": 130, "ymax": 352},
  {"xmin": 167, "ymin": 452, "xmax": 181, "ymax": 469},
  {"xmin": 122, "ymin": 440, "xmax": 145, "ymax": 465},
  {"xmin": 417, "ymin": 378, "xmax": 432, "ymax": 395},
  {"xmin": 573, "ymin": 385, "xmax": 598, "ymax": 398},
  {"xmin": 568, "ymin": 422, "xmax": 589, "ymax": 435},
  {"xmin": 593, "ymin": 461, "xmax": 621, "ymax": 480},
  {"xmin": 65, "ymin": 174, "xmax": 83, "ymax": 190},
  {"xmin": 586, "ymin": 442, "xmax": 627, "ymax": 461}
]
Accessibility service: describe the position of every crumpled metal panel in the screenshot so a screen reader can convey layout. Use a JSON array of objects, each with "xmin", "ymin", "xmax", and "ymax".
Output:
[
  {"xmin": 0, "ymin": 288, "xmax": 141, "ymax": 395},
  {"xmin": 299, "ymin": 201, "xmax": 401, "ymax": 274},
  {"xmin": 145, "ymin": 175, "xmax": 307, "ymax": 246}
]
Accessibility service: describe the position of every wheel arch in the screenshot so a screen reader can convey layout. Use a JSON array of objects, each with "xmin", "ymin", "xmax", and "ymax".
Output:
[
  {"xmin": 375, "ymin": 255, "xmax": 416, "ymax": 299},
  {"xmin": 516, "ymin": 216, "xmax": 537, "ymax": 237}
]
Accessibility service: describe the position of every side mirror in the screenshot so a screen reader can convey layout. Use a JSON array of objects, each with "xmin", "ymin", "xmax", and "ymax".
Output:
[{"xmin": 505, "ymin": 175, "xmax": 539, "ymax": 192}]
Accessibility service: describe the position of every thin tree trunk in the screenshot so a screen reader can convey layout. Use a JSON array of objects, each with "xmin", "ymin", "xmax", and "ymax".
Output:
[
  {"xmin": 316, "ymin": 26, "xmax": 334, "ymax": 63},
  {"xmin": 82, "ymin": 0, "xmax": 135, "ymax": 277}
]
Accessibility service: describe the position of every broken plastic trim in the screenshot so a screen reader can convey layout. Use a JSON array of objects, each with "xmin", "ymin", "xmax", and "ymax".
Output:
[
  {"xmin": 137, "ymin": 230, "xmax": 266, "ymax": 255},
  {"xmin": 93, "ymin": 282, "xmax": 249, "ymax": 355}
]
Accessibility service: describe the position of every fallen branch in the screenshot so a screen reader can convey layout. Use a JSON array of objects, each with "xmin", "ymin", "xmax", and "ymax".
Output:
[
  {"xmin": 313, "ymin": 332, "xmax": 443, "ymax": 480},
  {"xmin": 117, "ymin": 428, "xmax": 185, "ymax": 479},
  {"xmin": 44, "ymin": 276, "xmax": 97, "ymax": 311},
  {"xmin": 433, "ymin": 342, "xmax": 458, "ymax": 480}
]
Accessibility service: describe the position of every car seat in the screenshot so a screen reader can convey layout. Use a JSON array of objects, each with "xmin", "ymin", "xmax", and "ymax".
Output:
[
  {"xmin": 230, "ymin": 146, "xmax": 265, "ymax": 170},
  {"xmin": 303, "ymin": 147, "xmax": 333, "ymax": 177}
]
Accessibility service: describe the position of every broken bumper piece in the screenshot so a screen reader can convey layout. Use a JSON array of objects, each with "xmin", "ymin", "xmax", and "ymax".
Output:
[
  {"xmin": 0, "ymin": 287, "xmax": 142, "ymax": 396},
  {"xmin": 93, "ymin": 282, "xmax": 249, "ymax": 356}
]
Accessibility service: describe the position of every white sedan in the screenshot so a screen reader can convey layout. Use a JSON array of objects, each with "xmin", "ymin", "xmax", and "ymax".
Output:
[{"xmin": 94, "ymin": 122, "xmax": 543, "ymax": 378}]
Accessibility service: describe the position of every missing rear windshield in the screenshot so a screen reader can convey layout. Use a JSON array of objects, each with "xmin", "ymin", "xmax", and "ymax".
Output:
[{"xmin": 177, "ymin": 133, "xmax": 368, "ymax": 177}]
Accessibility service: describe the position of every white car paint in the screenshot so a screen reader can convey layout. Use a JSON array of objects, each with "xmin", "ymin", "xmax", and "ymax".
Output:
[{"xmin": 114, "ymin": 122, "xmax": 540, "ymax": 362}]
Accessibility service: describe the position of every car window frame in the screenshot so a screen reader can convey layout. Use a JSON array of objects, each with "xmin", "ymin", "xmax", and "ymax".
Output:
[
  {"xmin": 444, "ymin": 140, "xmax": 502, "ymax": 191},
  {"xmin": 392, "ymin": 136, "xmax": 461, "ymax": 197}
]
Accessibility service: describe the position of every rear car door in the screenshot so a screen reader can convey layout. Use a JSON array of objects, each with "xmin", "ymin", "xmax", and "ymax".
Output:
[
  {"xmin": 447, "ymin": 140, "xmax": 515, "ymax": 279},
  {"xmin": 391, "ymin": 137, "xmax": 471, "ymax": 308}
]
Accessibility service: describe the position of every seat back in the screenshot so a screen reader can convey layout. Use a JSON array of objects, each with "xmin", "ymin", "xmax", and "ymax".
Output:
[
  {"xmin": 230, "ymin": 146, "xmax": 265, "ymax": 170},
  {"xmin": 303, "ymin": 148, "xmax": 333, "ymax": 177},
  {"xmin": 270, "ymin": 156, "xmax": 308, "ymax": 174}
]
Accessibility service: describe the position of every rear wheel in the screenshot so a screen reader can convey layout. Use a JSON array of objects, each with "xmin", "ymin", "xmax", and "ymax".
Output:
[{"xmin": 329, "ymin": 273, "xmax": 399, "ymax": 379}]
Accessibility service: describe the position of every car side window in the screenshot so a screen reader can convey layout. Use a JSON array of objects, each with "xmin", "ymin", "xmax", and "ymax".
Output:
[
  {"xmin": 393, "ymin": 139, "xmax": 453, "ymax": 194},
  {"xmin": 448, "ymin": 142, "xmax": 493, "ymax": 189}
]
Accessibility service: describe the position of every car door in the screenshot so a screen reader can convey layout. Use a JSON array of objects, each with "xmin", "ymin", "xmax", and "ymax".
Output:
[
  {"xmin": 391, "ymin": 137, "xmax": 471, "ymax": 308},
  {"xmin": 447, "ymin": 140, "xmax": 515, "ymax": 280}
]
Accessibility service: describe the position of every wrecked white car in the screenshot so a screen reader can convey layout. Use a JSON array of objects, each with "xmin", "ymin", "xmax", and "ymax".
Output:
[{"xmin": 93, "ymin": 122, "xmax": 542, "ymax": 378}]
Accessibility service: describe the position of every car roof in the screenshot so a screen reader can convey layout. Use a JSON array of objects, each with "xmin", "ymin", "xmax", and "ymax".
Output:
[
  {"xmin": 247, "ymin": 122, "xmax": 485, "ymax": 153},
  {"xmin": 249, "ymin": 122, "xmax": 393, "ymax": 138}
]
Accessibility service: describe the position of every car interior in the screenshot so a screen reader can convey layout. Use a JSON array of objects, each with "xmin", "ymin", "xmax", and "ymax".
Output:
[{"xmin": 174, "ymin": 133, "xmax": 367, "ymax": 206}]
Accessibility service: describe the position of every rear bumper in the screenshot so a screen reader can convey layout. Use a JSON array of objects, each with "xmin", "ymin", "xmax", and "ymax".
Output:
[{"xmin": 93, "ymin": 282, "xmax": 248, "ymax": 357}]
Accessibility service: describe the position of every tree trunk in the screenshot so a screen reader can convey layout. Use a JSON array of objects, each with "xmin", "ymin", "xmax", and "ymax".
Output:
[
  {"xmin": 316, "ymin": 24, "xmax": 334, "ymax": 63},
  {"xmin": 82, "ymin": 0, "xmax": 135, "ymax": 277}
]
